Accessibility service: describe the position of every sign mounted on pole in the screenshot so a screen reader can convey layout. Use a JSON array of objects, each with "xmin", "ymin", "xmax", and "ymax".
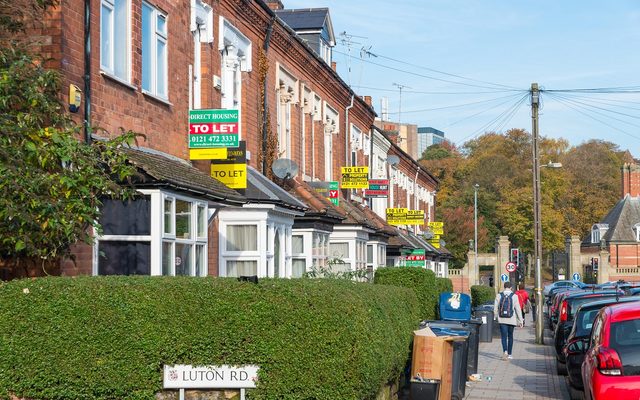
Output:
[
  {"xmin": 500, "ymin": 273, "xmax": 509, "ymax": 282},
  {"xmin": 189, "ymin": 109, "xmax": 239, "ymax": 148},
  {"xmin": 405, "ymin": 210, "xmax": 425, "ymax": 225},
  {"xmin": 505, "ymin": 261, "xmax": 517, "ymax": 273},
  {"xmin": 405, "ymin": 248, "xmax": 426, "ymax": 267},
  {"xmin": 572, "ymin": 272, "xmax": 581, "ymax": 282},
  {"xmin": 340, "ymin": 166, "xmax": 369, "ymax": 189},
  {"xmin": 386, "ymin": 208, "xmax": 408, "ymax": 225},
  {"xmin": 428, "ymin": 221, "xmax": 444, "ymax": 235},
  {"xmin": 328, "ymin": 181, "xmax": 339, "ymax": 206},
  {"xmin": 211, "ymin": 141, "xmax": 247, "ymax": 189},
  {"xmin": 365, "ymin": 179, "xmax": 389, "ymax": 198}
]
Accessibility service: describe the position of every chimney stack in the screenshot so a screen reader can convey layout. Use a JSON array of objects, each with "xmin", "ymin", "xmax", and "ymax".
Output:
[
  {"xmin": 363, "ymin": 96, "xmax": 372, "ymax": 107},
  {"xmin": 265, "ymin": 0, "xmax": 284, "ymax": 10},
  {"xmin": 622, "ymin": 162, "xmax": 640, "ymax": 198},
  {"xmin": 331, "ymin": 61, "xmax": 337, "ymax": 71}
]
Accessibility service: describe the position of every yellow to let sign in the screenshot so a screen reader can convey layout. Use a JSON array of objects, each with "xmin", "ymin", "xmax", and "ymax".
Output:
[
  {"xmin": 386, "ymin": 207, "xmax": 408, "ymax": 225},
  {"xmin": 405, "ymin": 210, "xmax": 425, "ymax": 225},
  {"xmin": 190, "ymin": 148, "xmax": 228, "ymax": 160},
  {"xmin": 210, "ymin": 163, "xmax": 247, "ymax": 189},
  {"xmin": 429, "ymin": 239, "xmax": 441, "ymax": 249},
  {"xmin": 428, "ymin": 221, "xmax": 444, "ymax": 235},
  {"xmin": 341, "ymin": 166, "xmax": 369, "ymax": 189}
]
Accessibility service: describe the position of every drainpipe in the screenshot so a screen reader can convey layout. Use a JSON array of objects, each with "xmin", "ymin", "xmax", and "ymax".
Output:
[
  {"xmin": 345, "ymin": 95, "xmax": 354, "ymax": 166},
  {"xmin": 413, "ymin": 168, "xmax": 419, "ymax": 233},
  {"xmin": 83, "ymin": 0, "xmax": 91, "ymax": 144},
  {"xmin": 261, "ymin": 15, "xmax": 276, "ymax": 175},
  {"xmin": 301, "ymin": 89, "xmax": 306, "ymax": 177},
  {"xmin": 311, "ymin": 113, "xmax": 315, "ymax": 180}
]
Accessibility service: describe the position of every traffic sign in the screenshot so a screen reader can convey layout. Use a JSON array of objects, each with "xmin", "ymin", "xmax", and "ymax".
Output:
[
  {"xmin": 500, "ymin": 273, "xmax": 509, "ymax": 282},
  {"xmin": 505, "ymin": 261, "xmax": 517, "ymax": 273},
  {"xmin": 572, "ymin": 272, "xmax": 581, "ymax": 282}
]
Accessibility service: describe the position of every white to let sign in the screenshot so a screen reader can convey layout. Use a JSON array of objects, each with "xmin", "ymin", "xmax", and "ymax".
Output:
[{"xmin": 163, "ymin": 365, "xmax": 259, "ymax": 389}]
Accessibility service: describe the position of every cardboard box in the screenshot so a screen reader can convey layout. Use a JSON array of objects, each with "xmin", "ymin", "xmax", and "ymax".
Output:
[{"xmin": 411, "ymin": 327, "xmax": 463, "ymax": 400}]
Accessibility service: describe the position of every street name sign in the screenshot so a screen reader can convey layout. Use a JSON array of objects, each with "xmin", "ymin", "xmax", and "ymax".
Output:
[{"xmin": 163, "ymin": 364, "xmax": 259, "ymax": 389}]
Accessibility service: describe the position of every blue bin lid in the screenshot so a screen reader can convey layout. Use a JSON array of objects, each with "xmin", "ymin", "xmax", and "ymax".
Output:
[
  {"xmin": 439, "ymin": 292, "xmax": 472, "ymax": 320},
  {"xmin": 428, "ymin": 326, "xmax": 470, "ymax": 337}
]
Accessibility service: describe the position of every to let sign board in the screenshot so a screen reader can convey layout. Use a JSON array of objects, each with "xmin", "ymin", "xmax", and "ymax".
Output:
[
  {"xmin": 428, "ymin": 221, "xmax": 444, "ymax": 235},
  {"xmin": 365, "ymin": 179, "xmax": 389, "ymax": 198},
  {"xmin": 329, "ymin": 181, "xmax": 339, "ymax": 206},
  {"xmin": 211, "ymin": 141, "xmax": 247, "ymax": 189},
  {"xmin": 189, "ymin": 109, "xmax": 239, "ymax": 148},
  {"xmin": 406, "ymin": 248, "xmax": 426, "ymax": 267},
  {"xmin": 340, "ymin": 166, "xmax": 369, "ymax": 189},
  {"xmin": 387, "ymin": 208, "xmax": 408, "ymax": 225},
  {"xmin": 163, "ymin": 365, "xmax": 259, "ymax": 389},
  {"xmin": 405, "ymin": 210, "xmax": 425, "ymax": 225}
]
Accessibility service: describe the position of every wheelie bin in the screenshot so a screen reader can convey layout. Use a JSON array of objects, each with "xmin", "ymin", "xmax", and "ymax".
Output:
[
  {"xmin": 473, "ymin": 305, "xmax": 495, "ymax": 343},
  {"xmin": 409, "ymin": 378, "xmax": 440, "ymax": 400}
]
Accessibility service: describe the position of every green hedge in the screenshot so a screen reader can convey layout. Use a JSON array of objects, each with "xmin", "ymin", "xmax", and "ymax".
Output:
[
  {"xmin": 374, "ymin": 267, "xmax": 444, "ymax": 321},
  {"xmin": 471, "ymin": 285, "xmax": 496, "ymax": 307},
  {"xmin": 436, "ymin": 277, "xmax": 453, "ymax": 294},
  {"xmin": 0, "ymin": 276, "xmax": 420, "ymax": 400}
]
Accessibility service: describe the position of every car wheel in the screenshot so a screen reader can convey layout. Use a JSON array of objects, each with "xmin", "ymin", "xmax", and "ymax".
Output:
[
  {"xmin": 556, "ymin": 359, "xmax": 568, "ymax": 375},
  {"xmin": 566, "ymin": 379, "xmax": 584, "ymax": 400}
]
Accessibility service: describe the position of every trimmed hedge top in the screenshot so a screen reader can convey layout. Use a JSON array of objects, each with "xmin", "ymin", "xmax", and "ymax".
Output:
[
  {"xmin": 373, "ymin": 267, "xmax": 444, "ymax": 321},
  {"xmin": 0, "ymin": 276, "xmax": 420, "ymax": 400},
  {"xmin": 471, "ymin": 285, "xmax": 496, "ymax": 307}
]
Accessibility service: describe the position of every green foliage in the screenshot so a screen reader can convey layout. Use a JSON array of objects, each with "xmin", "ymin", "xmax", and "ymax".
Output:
[
  {"xmin": 470, "ymin": 285, "xmax": 495, "ymax": 307},
  {"xmin": 0, "ymin": 39, "xmax": 141, "ymax": 271},
  {"xmin": 436, "ymin": 277, "xmax": 453, "ymax": 294},
  {"xmin": 374, "ymin": 267, "xmax": 444, "ymax": 321},
  {"xmin": 0, "ymin": 276, "xmax": 420, "ymax": 400}
]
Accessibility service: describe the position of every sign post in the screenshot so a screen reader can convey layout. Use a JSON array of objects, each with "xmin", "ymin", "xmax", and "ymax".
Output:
[{"xmin": 164, "ymin": 364, "xmax": 259, "ymax": 400}]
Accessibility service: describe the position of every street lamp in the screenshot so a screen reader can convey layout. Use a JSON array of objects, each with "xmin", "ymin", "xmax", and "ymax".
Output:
[{"xmin": 474, "ymin": 184, "xmax": 479, "ymax": 280}]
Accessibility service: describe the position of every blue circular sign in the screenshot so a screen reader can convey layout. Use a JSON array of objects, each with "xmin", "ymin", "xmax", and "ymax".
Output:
[
  {"xmin": 500, "ymin": 273, "xmax": 509, "ymax": 282},
  {"xmin": 572, "ymin": 272, "xmax": 581, "ymax": 281}
]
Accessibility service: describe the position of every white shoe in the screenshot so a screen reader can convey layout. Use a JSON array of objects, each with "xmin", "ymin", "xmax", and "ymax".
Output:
[
  {"xmin": 502, "ymin": 351, "xmax": 508, "ymax": 360},
  {"xmin": 508, "ymin": 355, "xmax": 513, "ymax": 360}
]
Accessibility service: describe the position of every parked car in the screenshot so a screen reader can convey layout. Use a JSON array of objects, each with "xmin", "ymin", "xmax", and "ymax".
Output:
[
  {"xmin": 582, "ymin": 302, "xmax": 640, "ymax": 400},
  {"xmin": 627, "ymin": 287, "xmax": 640, "ymax": 296},
  {"xmin": 544, "ymin": 280, "xmax": 589, "ymax": 297},
  {"xmin": 550, "ymin": 289, "xmax": 585, "ymax": 331},
  {"xmin": 564, "ymin": 297, "xmax": 640, "ymax": 399},
  {"xmin": 554, "ymin": 291, "xmax": 624, "ymax": 375}
]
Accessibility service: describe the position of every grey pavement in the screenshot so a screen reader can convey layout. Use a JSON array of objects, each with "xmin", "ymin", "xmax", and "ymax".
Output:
[{"xmin": 464, "ymin": 318, "xmax": 570, "ymax": 400}]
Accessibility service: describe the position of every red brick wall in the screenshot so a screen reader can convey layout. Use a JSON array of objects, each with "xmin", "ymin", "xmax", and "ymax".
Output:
[
  {"xmin": 622, "ymin": 163, "xmax": 640, "ymax": 198},
  {"xmin": 609, "ymin": 243, "xmax": 640, "ymax": 268}
]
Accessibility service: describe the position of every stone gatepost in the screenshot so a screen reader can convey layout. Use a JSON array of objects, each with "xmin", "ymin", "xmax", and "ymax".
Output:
[
  {"xmin": 598, "ymin": 245, "xmax": 610, "ymax": 284},
  {"xmin": 565, "ymin": 235, "xmax": 582, "ymax": 279},
  {"xmin": 467, "ymin": 249, "xmax": 479, "ymax": 287},
  {"xmin": 494, "ymin": 236, "xmax": 511, "ymax": 294}
]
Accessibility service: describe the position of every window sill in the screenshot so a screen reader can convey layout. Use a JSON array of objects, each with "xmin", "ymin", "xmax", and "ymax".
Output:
[
  {"xmin": 100, "ymin": 71, "xmax": 138, "ymax": 91},
  {"xmin": 142, "ymin": 90, "xmax": 173, "ymax": 107}
]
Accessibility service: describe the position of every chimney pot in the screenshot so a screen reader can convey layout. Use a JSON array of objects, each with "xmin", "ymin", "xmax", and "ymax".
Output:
[
  {"xmin": 331, "ymin": 61, "xmax": 337, "ymax": 71},
  {"xmin": 364, "ymin": 96, "xmax": 372, "ymax": 107}
]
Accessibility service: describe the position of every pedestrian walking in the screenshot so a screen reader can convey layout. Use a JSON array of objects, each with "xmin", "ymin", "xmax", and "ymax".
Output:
[
  {"xmin": 494, "ymin": 282, "xmax": 523, "ymax": 360},
  {"xmin": 515, "ymin": 284, "xmax": 530, "ymax": 326},
  {"xmin": 529, "ymin": 288, "xmax": 537, "ymax": 322}
]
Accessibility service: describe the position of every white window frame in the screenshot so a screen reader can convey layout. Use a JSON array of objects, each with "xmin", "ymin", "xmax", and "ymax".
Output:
[
  {"xmin": 324, "ymin": 102, "xmax": 339, "ymax": 180},
  {"xmin": 276, "ymin": 64, "xmax": 298, "ymax": 159},
  {"xmin": 100, "ymin": 0, "xmax": 131, "ymax": 82},
  {"xmin": 635, "ymin": 223, "xmax": 640, "ymax": 242},
  {"xmin": 94, "ymin": 190, "xmax": 208, "ymax": 277},
  {"xmin": 142, "ymin": 2, "xmax": 168, "ymax": 99},
  {"xmin": 161, "ymin": 194, "xmax": 208, "ymax": 276}
]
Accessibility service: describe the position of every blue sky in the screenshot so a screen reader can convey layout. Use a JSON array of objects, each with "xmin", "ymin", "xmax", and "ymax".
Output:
[{"xmin": 284, "ymin": 0, "xmax": 640, "ymax": 157}]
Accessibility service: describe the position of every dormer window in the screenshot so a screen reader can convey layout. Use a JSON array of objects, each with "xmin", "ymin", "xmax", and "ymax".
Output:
[
  {"xmin": 634, "ymin": 223, "xmax": 640, "ymax": 242},
  {"xmin": 591, "ymin": 223, "xmax": 609, "ymax": 244}
]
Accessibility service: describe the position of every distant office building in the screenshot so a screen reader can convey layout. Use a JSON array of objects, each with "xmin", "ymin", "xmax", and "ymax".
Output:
[{"xmin": 417, "ymin": 127, "xmax": 445, "ymax": 158}]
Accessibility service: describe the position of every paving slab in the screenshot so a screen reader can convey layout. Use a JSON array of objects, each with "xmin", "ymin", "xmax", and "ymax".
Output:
[{"xmin": 463, "ymin": 318, "xmax": 569, "ymax": 400}]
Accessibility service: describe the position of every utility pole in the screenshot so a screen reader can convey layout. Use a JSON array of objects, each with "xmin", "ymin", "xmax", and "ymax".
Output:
[
  {"xmin": 531, "ymin": 82, "xmax": 544, "ymax": 345},
  {"xmin": 474, "ymin": 184, "xmax": 479, "ymax": 280}
]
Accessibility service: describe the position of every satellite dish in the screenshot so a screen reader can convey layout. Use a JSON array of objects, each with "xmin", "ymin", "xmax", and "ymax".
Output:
[
  {"xmin": 272, "ymin": 158, "xmax": 299, "ymax": 180},
  {"xmin": 387, "ymin": 155, "xmax": 400, "ymax": 166}
]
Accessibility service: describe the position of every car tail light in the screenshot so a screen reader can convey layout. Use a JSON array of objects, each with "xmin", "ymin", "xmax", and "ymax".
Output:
[
  {"xmin": 560, "ymin": 300, "xmax": 568, "ymax": 322},
  {"xmin": 596, "ymin": 347, "xmax": 623, "ymax": 376}
]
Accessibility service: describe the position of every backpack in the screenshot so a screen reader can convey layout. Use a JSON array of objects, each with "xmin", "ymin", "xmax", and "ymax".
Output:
[{"xmin": 499, "ymin": 292, "xmax": 514, "ymax": 318}]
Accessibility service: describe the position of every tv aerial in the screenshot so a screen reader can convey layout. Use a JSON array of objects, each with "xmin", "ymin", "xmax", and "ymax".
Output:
[{"xmin": 271, "ymin": 158, "xmax": 299, "ymax": 180}]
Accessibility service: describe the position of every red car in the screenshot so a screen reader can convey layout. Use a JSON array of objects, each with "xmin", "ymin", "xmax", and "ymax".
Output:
[{"xmin": 582, "ymin": 302, "xmax": 640, "ymax": 400}]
